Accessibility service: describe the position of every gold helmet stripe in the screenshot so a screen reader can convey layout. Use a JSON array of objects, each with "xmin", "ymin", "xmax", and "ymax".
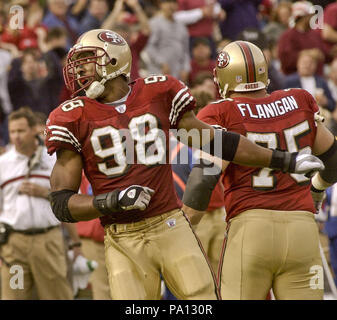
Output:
[{"xmin": 236, "ymin": 41, "xmax": 257, "ymax": 83}]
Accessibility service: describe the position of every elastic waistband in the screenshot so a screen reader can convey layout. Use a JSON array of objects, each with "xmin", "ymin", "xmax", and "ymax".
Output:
[
  {"xmin": 12, "ymin": 225, "xmax": 59, "ymax": 235},
  {"xmin": 106, "ymin": 209, "xmax": 181, "ymax": 233},
  {"xmin": 231, "ymin": 209, "xmax": 315, "ymax": 221}
]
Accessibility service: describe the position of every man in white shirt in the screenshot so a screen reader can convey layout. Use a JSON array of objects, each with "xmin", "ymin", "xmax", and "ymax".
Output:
[
  {"xmin": 0, "ymin": 107, "xmax": 73, "ymax": 299},
  {"xmin": 145, "ymin": 0, "xmax": 191, "ymax": 82}
]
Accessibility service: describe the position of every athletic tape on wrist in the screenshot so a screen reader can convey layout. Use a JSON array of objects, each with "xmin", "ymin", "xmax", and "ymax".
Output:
[{"xmin": 93, "ymin": 189, "xmax": 120, "ymax": 215}]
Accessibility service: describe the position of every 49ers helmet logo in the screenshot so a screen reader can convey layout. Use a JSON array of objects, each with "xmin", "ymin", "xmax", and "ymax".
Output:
[
  {"xmin": 98, "ymin": 31, "xmax": 125, "ymax": 46},
  {"xmin": 217, "ymin": 51, "xmax": 230, "ymax": 68}
]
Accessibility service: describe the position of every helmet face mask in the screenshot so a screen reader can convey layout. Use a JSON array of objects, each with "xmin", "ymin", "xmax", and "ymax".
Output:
[
  {"xmin": 214, "ymin": 41, "xmax": 269, "ymax": 98},
  {"xmin": 64, "ymin": 46, "xmax": 106, "ymax": 96},
  {"xmin": 63, "ymin": 29, "xmax": 132, "ymax": 98}
]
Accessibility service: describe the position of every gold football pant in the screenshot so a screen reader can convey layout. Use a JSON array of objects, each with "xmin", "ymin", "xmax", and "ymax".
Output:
[
  {"xmin": 220, "ymin": 209, "xmax": 323, "ymax": 300},
  {"xmin": 195, "ymin": 207, "xmax": 226, "ymax": 274},
  {"xmin": 104, "ymin": 209, "xmax": 219, "ymax": 300}
]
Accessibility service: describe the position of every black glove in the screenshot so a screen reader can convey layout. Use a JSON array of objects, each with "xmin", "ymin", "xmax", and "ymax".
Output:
[
  {"xmin": 310, "ymin": 185, "xmax": 326, "ymax": 214},
  {"xmin": 93, "ymin": 185, "xmax": 155, "ymax": 215}
]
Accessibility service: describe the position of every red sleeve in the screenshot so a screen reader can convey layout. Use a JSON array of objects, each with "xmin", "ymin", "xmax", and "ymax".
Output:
[
  {"xmin": 45, "ymin": 99, "xmax": 83, "ymax": 155},
  {"xmin": 300, "ymin": 89, "xmax": 320, "ymax": 114},
  {"xmin": 324, "ymin": 5, "xmax": 337, "ymax": 28},
  {"xmin": 76, "ymin": 220, "xmax": 105, "ymax": 242},
  {"xmin": 152, "ymin": 75, "xmax": 196, "ymax": 128},
  {"xmin": 197, "ymin": 102, "xmax": 224, "ymax": 127},
  {"xmin": 197, "ymin": 103, "xmax": 226, "ymax": 211},
  {"xmin": 278, "ymin": 31, "xmax": 300, "ymax": 75},
  {"xmin": 177, "ymin": 0, "xmax": 187, "ymax": 10},
  {"xmin": 131, "ymin": 32, "xmax": 149, "ymax": 53}
]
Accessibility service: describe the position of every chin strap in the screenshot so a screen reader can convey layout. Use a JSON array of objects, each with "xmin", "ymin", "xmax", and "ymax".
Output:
[{"xmin": 85, "ymin": 78, "xmax": 107, "ymax": 99}]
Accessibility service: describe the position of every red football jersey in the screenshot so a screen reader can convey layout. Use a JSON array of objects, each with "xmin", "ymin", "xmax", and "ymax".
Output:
[
  {"xmin": 45, "ymin": 75, "xmax": 196, "ymax": 225},
  {"xmin": 197, "ymin": 89, "xmax": 319, "ymax": 221}
]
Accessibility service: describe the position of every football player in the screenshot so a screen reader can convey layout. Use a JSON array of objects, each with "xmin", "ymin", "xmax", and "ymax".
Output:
[
  {"xmin": 45, "ymin": 30, "xmax": 323, "ymax": 300},
  {"xmin": 182, "ymin": 41, "xmax": 337, "ymax": 300}
]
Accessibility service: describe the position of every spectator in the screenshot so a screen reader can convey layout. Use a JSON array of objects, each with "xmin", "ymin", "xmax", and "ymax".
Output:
[
  {"xmin": 0, "ymin": 98, "xmax": 7, "ymax": 149},
  {"xmin": 320, "ymin": 1, "xmax": 337, "ymax": 59},
  {"xmin": 284, "ymin": 49, "xmax": 335, "ymax": 114},
  {"xmin": 237, "ymin": 28, "xmax": 285, "ymax": 93},
  {"xmin": 101, "ymin": 0, "xmax": 150, "ymax": 81},
  {"xmin": 7, "ymin": 48, "xmax": 55, "ymax": 116},
  {"xmin": 190, "ymin": 72, "xmax": 217, "ymax": 105},
  {"xmin": 189, "ymin": 37, "xmax": 215, "ymax": 85},
  {"xmin": 0, "ymin": 48, "xmax": 13, "ymax": 146},
  {"xmin": 145, "ymin": 0, "xmax": 190, "ymax": 82},
  {"xmin": 216, "ymin": 38, "xmax": 231, "ymax": 55},
  {"xmin": 278, "ymin": 1, "xmax": 328, "ymax": 76},
  {"xmin": 42, "ymin": 0, "xmax": 81, "ymax": 50},
  {"xmin": 79, "ymin": 0, "xmax": 109, "ymax": 34},
  {"xmin": 33, "ymin": 111, "xmax": 48, "ymax": 141},
  {"xmin": 328, "ymin": 59, "xmax": 337, "ymax": 103},
  {"xmin": 43, "ymin": 27, "xmax": 68, "ymax": 109},
  {"xmin": 1, "ymin": 0, "xmax": 46, "ymax": 53},
  {"xmin": 322, "ymin": 184, "xmax": 337, "ymax": 288},
  {"xmin": 175, "ymin": 0, "xmax": 225, "ymax": 58},
  {"xmin": 218, "ymin": 0, "xmax": 262, "ymax": 41},
  {"xmin": 263, "ymin": 1, "xmax": 292, "ymax": 44},
  {"xmin": 44, "ymin": 27, "xmax": 68, "ymax": 53},
  {"xmin": 0, "ymin": 107, "xmax": 73, "ymax": 299},
  {"xmin": 327, "ymin": 59, "xmax": 337, "ymax": 135}
]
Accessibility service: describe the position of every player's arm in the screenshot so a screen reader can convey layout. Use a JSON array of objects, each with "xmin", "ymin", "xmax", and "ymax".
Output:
[
  {"xmin": 49, "ymin": 149, "xmax": 103, "ymax": 222},
  {"xmin": 49, "ymin": 149, "xmax": 155, "ymax": 223},
  {"xmin": 182, "ymin": 151, "xmax": 228, "ymax": 227},
  {"xmin": 177, "ymin": 110, "xmax": 324, "ymax": 174},
  {"xmin": 311, "ymin": 122, "xmax": 337, "ymax": 211}
]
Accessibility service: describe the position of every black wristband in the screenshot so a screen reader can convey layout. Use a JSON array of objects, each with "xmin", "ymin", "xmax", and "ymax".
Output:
[
  {"xmin": 317, "ymin": 139, "xmax": 337, "ymax": 184},
  {"xmin": 205, "ymin": 130, "xmax": 240, "ymax": 162},
  {"xmin": 93, "ymin": 189, "xmax": 120, "ymax": 215},
  {"xmin": 311, "ymin": 185, "xmax": 325, "ymax": 193},
  {"xmin": 270, "ymin": 149, "xmax": 295, "ymax": 173}
]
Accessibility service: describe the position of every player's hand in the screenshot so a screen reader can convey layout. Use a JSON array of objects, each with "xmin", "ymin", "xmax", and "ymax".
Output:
[
  {"xmin": 310, "ymin": 186, "xmax": 326, "ymax": 214},
  {"xmin": 291, "ymin": 152, "xmax": 324, "ymax": 177},
  {"xmin": 118, "ymin": 185, "xmax": 155, "ymax": 211}
]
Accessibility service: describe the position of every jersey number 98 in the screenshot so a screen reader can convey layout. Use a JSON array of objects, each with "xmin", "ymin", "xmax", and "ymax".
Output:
[{"xmin": 90, "ymin": 113, "xmax": 166, "ymax": 177}]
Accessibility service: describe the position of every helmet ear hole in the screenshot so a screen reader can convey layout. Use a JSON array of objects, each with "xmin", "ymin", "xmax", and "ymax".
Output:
[{"xmin": 110, "ymin": 58, "xmax": 117, "ymax": 66}]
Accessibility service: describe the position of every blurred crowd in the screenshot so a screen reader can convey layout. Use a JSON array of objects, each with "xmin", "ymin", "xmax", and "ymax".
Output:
[
  {"xmin": 0, "ymin": 0, "xmax": 337, "ymax": 299},
  {"xmin": 0, "ymin": 0, "xmax": 336, "ymax": 148}
]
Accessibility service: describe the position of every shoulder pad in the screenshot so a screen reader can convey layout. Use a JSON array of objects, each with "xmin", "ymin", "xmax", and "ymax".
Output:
[{"xmin": 51, "ymin": 98, "xmax": 86, "ymax": 122}]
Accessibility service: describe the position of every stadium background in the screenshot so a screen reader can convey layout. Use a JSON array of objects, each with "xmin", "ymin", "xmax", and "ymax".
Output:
[{"xmin": 0, "ymin": 0, "xmax": 336, "ymax": 300}]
